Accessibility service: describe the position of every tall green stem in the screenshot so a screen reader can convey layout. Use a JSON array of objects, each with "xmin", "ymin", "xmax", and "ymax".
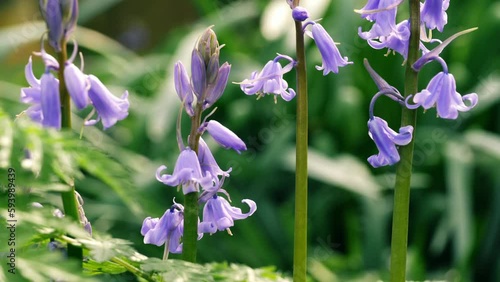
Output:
[
  {"xmin": 293, "ymin": 0, "xmax": 308, "ymax": 279},
  {"xmin": 57, "ymin": 40, "xmax": 83, "ymax": 264},
  {"xmin": 182, "ymin": 104, "xmax": 203, "ymax": 262},
  {"xmin": 390, "ymin": 1, "xmax": 420, "ymax": 281}
]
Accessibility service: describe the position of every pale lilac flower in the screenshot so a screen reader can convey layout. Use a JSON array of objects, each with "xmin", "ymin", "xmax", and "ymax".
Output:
[
  {"xmin": 40, "ymin": 72, "xmax": 61, "ymax": 129},
  {"xmin": 156, "ymin": 147, "xmax": 213, "ymax": 194},
  {"xmin": 64, "ymin": 63, "xmax": 89, "ymax": 110},
  {"xmin": 174, "ymin": 61, "xmax": 194, "ymax": 116},
  {"xmin": 21, "ymin": 57, "xmax": 44, "ymax": 123},
  {"xmin": 363, "ymin": 20, "xmax": 410, "ymax": 59},
  {"xmin": 141, "ymin": 217, "xmax": 159, "ymax": 236},
  {"xmin": 21, "ymin": 50, "xmax": 61, "ymax": 127},
  {"xmin": 63, "ymin": 42, "xmax": 89, "ymax": 110},
  {"xmin": 356, "ymin": 0, "xmax": 403, "ymax": 38},
  {"xmin": 86, "ymin": 75, "xmax": 129, "ymax": 129},
  {"xmin": 142, "ymin": 204, "xmax": 184, "ymax": 254},
  {"xmin": 406, "ymin": 72, "xmax": 478, "ymax": 119},
  {"xmin": 308, "ymin": 22, "xmax": 352, "ymax": 75},
  {"xmin": 199, "ymin": 194, "xmax": 256, "ymax": 235},
  {"xmin": 200, "ymin": 120, "xmax": 247, "ymax": 154},
  {"xmin": 239, "ymin": 55, "xmax": 296, "ymax": 101},
  {"xmin": 421, "ymin": 0, "xmax": 449, "ymax": 32},
  {"xmin": 368, "ymin": 116, "xmax": 413, "ymax": 168},
  {"xmin": 356, "ymin": 0, "xmax": 403, "ymax": 21},
  {"xmin": 198, "ymin": 137, "xmax": 231, "ymax": 179}
]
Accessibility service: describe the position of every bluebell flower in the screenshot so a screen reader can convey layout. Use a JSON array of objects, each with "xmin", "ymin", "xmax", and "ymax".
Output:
[
  {"xmin": 363, "ymin": 20, "xmax": 410, "ymax": 59},
  {"xmin": 239, "ymin": 55, "xmax": 296, "ymax": 101},
  {"xmin": 141, "ymin": 217, "xmax": 159, "ymax": 236},
  {"xmin": 421, "ymin": 0, "xmax": 449, "ymax": 32},
  {"xmin": 21, "ymin": 49, "xmax": 62, "ymax": 127},
  {"xmin": 198, "ymin": 194, "xmax": 256, "ymax": 235},
  {"xmin": 308, "ymin": 22, "xmax": 352, "ymax": 75},
  {"xmin": 406, "ymin": 71, "xmax": 478, "ymax": 119},
  {"xmin": 64, "ymin": 63, "xmax": 89, "ymax": 110},
  {"xmin": 40, "ymin": 71, "xmax": 61, "ymax": 129},
  {"xmin": 200, "ymin": 120, "xmax": 247, "ymax": 154},
  {"xmin": 174, "ymin": 61, "xmax": 194, "ymax": 116},
  {"xmin": 21, "ymin": 57, "xmax": 44, "ymax": 123},
  {"xmin": 368, "ymin": 116, "xmax": 413, "ymax": 168},
  {"xmin": 141, "ymin": 204, "xmax": 184, "ymax": 254},
  {"xmin": 356, "ymin": 0, "xmax": 403, "ymax": 21},
  {"xmin": 156, "ymin": 147, "xmax": 213, "ymax": 194},
  {"xmin": 63, "ymin": 42, "xmax": 89, "ymax": 110},
  {"xmin": 356, "ymin": 0, "xmax": 403, "ymax": 38},
  {"xmin": 198, "ymin": 137, "xmax": 231, "ymax": 179},
  {"xmin": 86, "ymin": 75, "xmax": 129, "ymax": 129}
]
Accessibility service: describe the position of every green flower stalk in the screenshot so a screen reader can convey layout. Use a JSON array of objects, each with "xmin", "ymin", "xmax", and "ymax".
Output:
[
  {"xmin": 240, "ymin": 1, "xmax": 351, "ymax": 279},
  {"xmin": 291, "ymin": 1, "xmax": 308, "ymax": 281},
  {"xmin": 357, "ymin": 0, "xmax": 479, "ymax": 280},
  {"xmin": 390, "ymin": 0, "xmax": 420, "ymax": 279}
]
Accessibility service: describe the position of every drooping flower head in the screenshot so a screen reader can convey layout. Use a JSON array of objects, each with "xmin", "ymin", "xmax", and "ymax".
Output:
[
  {"xmin": 197, "ymin": 137, "xmax": 232, "ymax": 179},
  {"xmin": 421, "ymin": 0, "xmax": 450, "ymax": 32},
  {"xmin": 239, "ymin": 54, "xmax": 296, "ymax": 102},
  {"xmin": 363, "ymin": 60, "xmax": 411, "ymax": 168},
  {"xmin": 406, "ymin": 71, "xmax": 478, "ymax": 119},
  {"xmin": 21, "ymin": 57, "xmax": 44, "ymax": 123},
  {"xmin": 156, "ymin": 147, "xmax": 214, "ymax": 194},
  {"xmin": 406, "ymin": 28, "xmax": 479, "ymax": 119},
  {"xmin": 21, "ymin": 51, "xmax": 61, "ymax": 129},
  {"xmin": 141, "ymin": 203, "xmax": 184, "ymax": 255},
  {"xmin": 198, "ymin": 194, "xmax": 256, "ymax": 235},
  {"xmin": 305, "ymin": 22, "xmax": 352, "ymax": 75},
  {"xmin": 85, "ymin": 75, "xmax": 129, "ymax": 130},
  {"xmin": 356, "ymin": 0, "xmax": 403, "ymax": 38},
  {"xmin": 63, "ymin": 42, "xmax": 89, "ymax": 110},
  {"xmin": 363, "ymin": 20, "xmax": 410, "ymax": 59},
  {"xmin": 367, "ymin": 116, "xmax": 413, "ymax": 168}
]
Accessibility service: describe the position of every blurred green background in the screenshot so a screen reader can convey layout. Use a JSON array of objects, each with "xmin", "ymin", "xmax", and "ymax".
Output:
[{"xmin": 0, "ymin": 0, "xmax": 499, "ymax": 281}]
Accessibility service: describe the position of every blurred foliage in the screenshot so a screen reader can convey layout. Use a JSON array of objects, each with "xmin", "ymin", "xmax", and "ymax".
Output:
[{"xmin": 0, "ymin": 0, "xmax": 499, "ymax": 281}]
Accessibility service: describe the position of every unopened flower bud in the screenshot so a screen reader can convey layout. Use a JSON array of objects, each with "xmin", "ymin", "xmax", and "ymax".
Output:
[
  {"xmin": 191, "ymin": 49, "xmax": 207, "ymax": 99},
  {"xmin": 39, "ymin": 0, "xmax": 79, "ymax": 51},
  {"xmin": 206, "ymin": 56, "xmax": 220, "ymax": 84},
  {"xmin": 196, "ymin": 27, "xmax": 219, "ymax": 66}
]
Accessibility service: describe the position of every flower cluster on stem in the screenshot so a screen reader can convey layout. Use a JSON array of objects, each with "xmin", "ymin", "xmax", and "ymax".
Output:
[
  {"xmin": 21, "ymin": 1, "xmax": 130, "ymax": 130},
  {"xmin": 141, "ymin": 28, "xmax": 256, "ymax": 261},
  {"xmin": 239, "ymin": 5, "xmax": 351, "ymax": 103},
  {"xmin": 357, "ymin": 0, "xmax": 478, "ymax": 168}
]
